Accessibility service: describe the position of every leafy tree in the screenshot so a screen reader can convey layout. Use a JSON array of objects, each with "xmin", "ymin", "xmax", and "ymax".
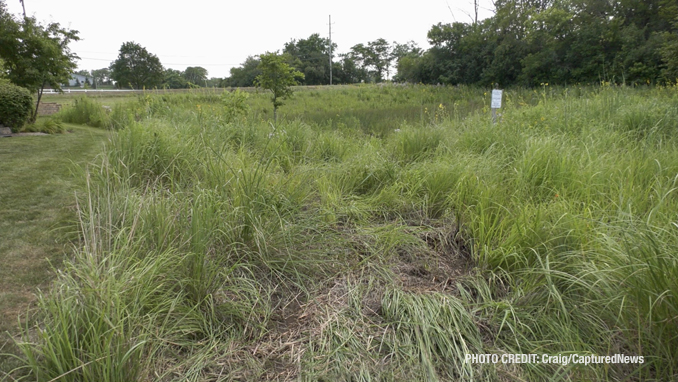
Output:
[
  {"xmin": 391, "ymin": 41, "xmax": 423, "ymax": 83},
  {"xmin": 346, "ymin": 39, "xmax": 393, "ymax": 82},
  {"xmin": 205, "ymin": 77, "xmax": 222, "ymax": 87},
  {"xmin": 109, "ymin": 42, "xmax": 164, "ymax": 89},
  {"xmin": 0, "ymin": 0, "xmax": 79, "ymax": 121},
  {"xmin": 391, "ymin": 41, "xmax": 422, "ymax": 62},
  {"xmin": 393, "ymin": 0, "xmax": 674, "ymax": 86},
  {"xmin": 0, "ymin": 58, "xmax": 7, "ymax": 79},
  {"xmin": 367, "ymin": 38, "xmax": 392, "ymax": 81},
  {"xmin": 184, "ymin": 66, "xmax": 208, "ymax": 86},
  {"xmin": 224, "ymin": 56, "xmax": 261, "ymax": 87},
  {"xmin": 163, "ymin": 68, "xmax": 188, "ymax": 89},
  {"xmin": 283, "ymin": 33, "xmax": 336, "ymax": 85},
  {"xmin": 347, "ymin": 44, "xmax": 374, "ymax": 82},
  {"xmin": 91, "ymin": 67, "xmax": 111, "ymax": 87},
  {"xmin": 255, "ymin": 52, "xmax": 304, "ymax": 123},
  {"xmin": 660, "ymin": 18, "xmax": 678, "ymax": 82}
]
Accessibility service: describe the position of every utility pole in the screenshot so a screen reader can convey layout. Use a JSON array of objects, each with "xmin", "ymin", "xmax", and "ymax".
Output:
[
  {"xmin": 19, "ymin": 0, "xmax": 26, "ymax": 18},
  {"xmin": 329, "ymin": 15, "xmax": 333, "ymax": 85}
]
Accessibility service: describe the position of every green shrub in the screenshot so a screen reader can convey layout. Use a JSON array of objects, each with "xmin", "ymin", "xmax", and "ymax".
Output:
[
  {"xmin": 222, "ymin": 88, "xmax": 250, "ymax": 122},
  {"xmin": 0, "ymin": 81, "xmax": 34, "ymax": 132}
]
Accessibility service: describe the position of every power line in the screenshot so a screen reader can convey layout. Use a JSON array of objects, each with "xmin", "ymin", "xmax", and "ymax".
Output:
[{"xmin": 77, "ymin": 57, "xmax": 241, "ymax": 66}]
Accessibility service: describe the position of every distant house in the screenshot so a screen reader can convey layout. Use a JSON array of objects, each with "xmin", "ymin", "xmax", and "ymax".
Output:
[{"xmin": 66, "ymin": 74, "xmax": 94, "ymax": 87}]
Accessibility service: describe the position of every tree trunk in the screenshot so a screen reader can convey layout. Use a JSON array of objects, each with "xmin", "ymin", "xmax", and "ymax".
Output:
[{"xmin": 32, "ymin": 81, "xmax": 46, "ymax": 123}]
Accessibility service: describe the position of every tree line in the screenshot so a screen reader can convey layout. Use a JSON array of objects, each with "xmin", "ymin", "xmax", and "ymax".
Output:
[
  {"xmin": 225, "ymin": 0, "xmax": 678, "ymax": 87},
  {"xmin": 3, "ymin": 0, "xmax": 678, "ymax": 103},
  {"xmin": 398, "ymin": 0, "xmax": 678, "ymax": 86},
  {"xmin": 223, "ymin": 35, "xmax": 422, "ymax": 87},
  {"xmin": 74, "ymin": 41, "xmax": 217, "ymax": 90}
]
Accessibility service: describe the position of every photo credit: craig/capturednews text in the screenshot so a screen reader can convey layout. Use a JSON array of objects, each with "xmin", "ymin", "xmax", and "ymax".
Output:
[{"xmin": 465, "ymin": 353, "xmax": 644, "ymax": 366}]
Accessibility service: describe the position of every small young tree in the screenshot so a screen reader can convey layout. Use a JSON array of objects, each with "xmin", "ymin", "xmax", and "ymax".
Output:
[
  {"xmin": 0, "ymin": 0, "xmax": 79, "ymax": 122},
  {"xmin": 254, "ymin": 52, "xmax": 304, "ymax": 124}
]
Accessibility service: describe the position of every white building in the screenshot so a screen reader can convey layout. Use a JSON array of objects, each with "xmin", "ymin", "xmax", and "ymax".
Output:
[{"xmin": 66, "ymin": 74, "xmax": 94, "ymax": 87}]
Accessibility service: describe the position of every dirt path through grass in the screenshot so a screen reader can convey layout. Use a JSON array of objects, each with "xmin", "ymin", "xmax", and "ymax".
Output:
[{"xmin": 0, "ymin": 125, "xmax": 108, "ymax": 371}]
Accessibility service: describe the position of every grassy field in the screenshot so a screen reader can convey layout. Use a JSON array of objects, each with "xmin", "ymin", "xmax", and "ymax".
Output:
[
  {"xmin": 0, "ymin": 125, "xmax": 109, "ymax": 377},
  {"xmin": 3, "ymin": 84, "xmax": 678, "ymax": 381}
]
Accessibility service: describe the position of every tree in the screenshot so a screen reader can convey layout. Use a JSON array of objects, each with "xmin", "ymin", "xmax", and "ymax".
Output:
[
  {"xmin": 163, "ymin": 68, "xmax": 188, "ymax": 89},
  {"xmin": 91, "ymin": 67, "xmax": 111, "ymax": 87},
  {"xmin": 254, "ymin": 52, "xmax": 304, "ymax": 123},
  {"xmin": 367, "ymin": 38, "xmax": 392, "ymax": 81},
  {"xmin": 0, "ymin": 0, "xmax": 79, "ymax": 121},
  {"xmin": 184, "ymin": 66, "xmax": 208, "ymax": 86},
  {"xmin": 347, "ymin": 43, "xmax": 373, "ymax": 81},
  {"xmin": 283, "ymin": 33, "xmax": 336, "ymax": 85},
  {"xmin": 660, "ymin": 18, "xmax": 678, "ymax": 81},
  {"xmin": 109, "ymin": 42, "xmax": 164, "ymax": 89},
  {"xmin": 223, "ymin": 56, "xmax": 261, "ymax": 87}
]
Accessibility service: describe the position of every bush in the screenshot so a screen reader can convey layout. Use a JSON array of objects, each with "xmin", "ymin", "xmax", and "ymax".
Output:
[{"xmin": 0, "ymin": 81, "xmax": 34, "ymax": 132}]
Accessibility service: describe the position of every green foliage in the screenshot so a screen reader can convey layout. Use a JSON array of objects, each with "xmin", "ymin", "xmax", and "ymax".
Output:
[
  {"xmin": 162, "ymin": 68, "xmax": 188, "ymax": 89},
  {"xmin": 0, "ymin": 0, "xmax": 79, "ymax": 121},
  {"xmin": 0, "ymin": 81, "xmax": 33, "ymax": 131},
  {"xmin": 55, "ymin": 96, "xmax": 110, "ymax": 128},
  {"xmin": 255, "ymin": 52, "xmax": 304, "ymax": 121},
  {"xmin": 91, "ymin": 67, "xmax": 111, "ymax": 87},
  {"xmin": 221, "ymin": 89, "xmax": 249, "ymax": 122},
  {"xmin": 109, "ymin": 42, "xmax": 164, "ymax": 89},
  {"xmin": 283, "ymin": 33, "xmax": 336, "ymax": 85},
  {"xmin": 20, "ymin": 117, "xmax": 66, "ymax": 134},
  {"xmin": 183, "ymin": 66, "xmax": 208, "ymax": 85},
  {"xmin": 223, "ymin": 56, "xmax": 260, "ymax": 87},
  {"xmin": 661, "ymin": 26, "xmax": 678, "ymax": 81},
  {"xmin": 395, "ymin": 1, "xmax": 676, "ymax": 86}
]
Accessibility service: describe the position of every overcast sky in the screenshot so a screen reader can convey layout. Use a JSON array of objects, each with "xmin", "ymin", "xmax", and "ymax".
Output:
[{"xmin": 5, "ymin": 0, "xmax": 496, "ymax": 78}]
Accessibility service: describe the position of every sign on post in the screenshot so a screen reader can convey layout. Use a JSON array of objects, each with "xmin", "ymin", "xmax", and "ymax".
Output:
[{"xmin": 491, "ymin": 89, "xmax": 502, "ymax": 124}]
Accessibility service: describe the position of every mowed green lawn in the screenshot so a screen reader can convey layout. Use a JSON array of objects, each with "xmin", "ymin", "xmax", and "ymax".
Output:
[{"xmin": 0, "ymin": 125, "xmax": 108, "ymax": 372}]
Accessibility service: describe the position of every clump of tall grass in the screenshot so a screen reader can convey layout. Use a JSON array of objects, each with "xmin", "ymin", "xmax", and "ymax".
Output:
[
  {"xmin": 20, "ymin": 117, "xmax": 66, "ymax": 134},
  {"xmin": 55, "ymin": 96, "xmax": 110, "ymax": 128}
]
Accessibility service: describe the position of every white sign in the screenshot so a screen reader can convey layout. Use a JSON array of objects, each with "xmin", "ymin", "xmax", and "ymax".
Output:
[{"xmin": 491, "ymin": 89, "xmax": 503, "ymax": 109}]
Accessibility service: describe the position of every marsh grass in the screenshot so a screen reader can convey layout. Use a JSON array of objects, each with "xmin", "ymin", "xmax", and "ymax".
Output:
[{"xmin": 8, "ymin": 84, "xmax": 678, "ymax": 381}]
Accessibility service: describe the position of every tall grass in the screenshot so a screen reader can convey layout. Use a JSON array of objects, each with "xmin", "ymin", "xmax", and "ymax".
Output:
[{"xmin": 9, "ymin": 84, "xmax": 678, "ymax": 381}]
